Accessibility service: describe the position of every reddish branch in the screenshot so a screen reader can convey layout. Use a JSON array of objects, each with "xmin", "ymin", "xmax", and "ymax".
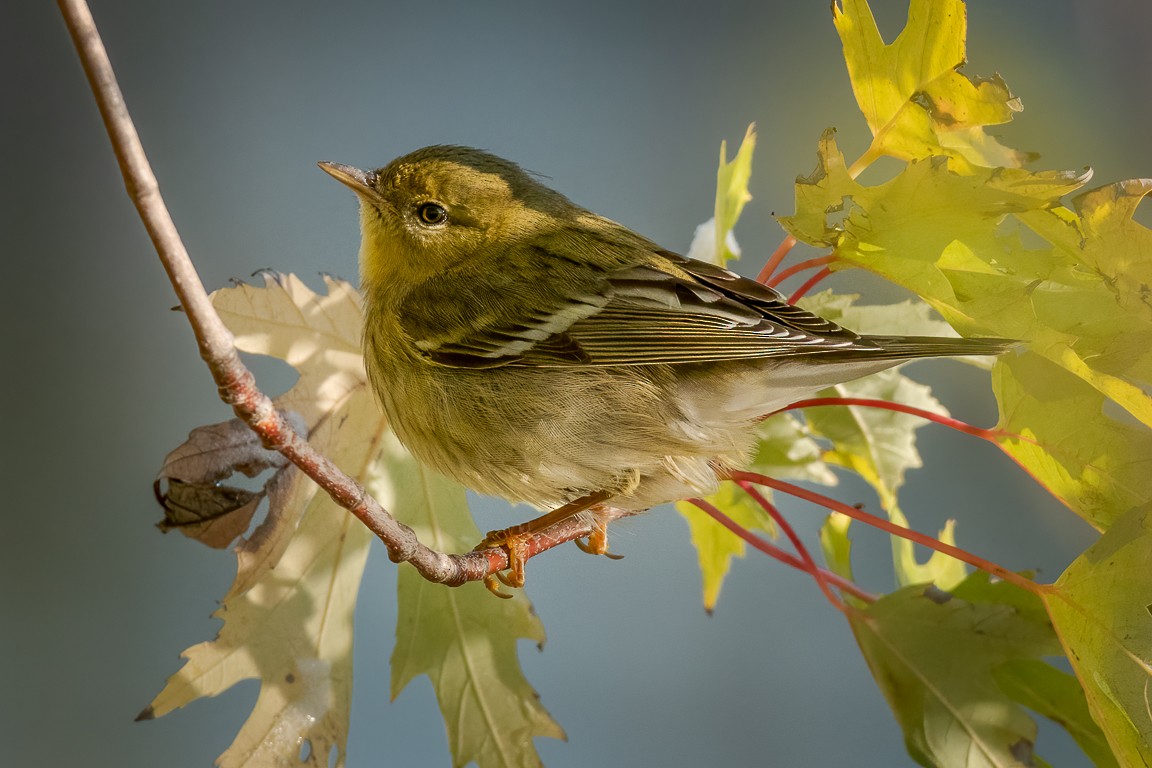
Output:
[
  {"xmin": 688, "ymin": 498, "xmax": 874, "ymax": 604},
  {"xmin": 788, "ymin": 267, "xmax": 834, "ymax": 303},
  {"xmin": 58, "ymin": 0, "xmax": 584, "ymax": 587},
  {"xmin": 734, "ymin": 481, "xmax": 847, "ymax": 609},
  {"xmin": 766, "ymin": 255, "xmax": 838, "ymax": 288},
  {"xmin": 729, "ymin": 471, "xmax": 1043, "ymax": 595},
  {"xmin": 756, "ymin": 234, "xmax": 799, "ymax": 283}
]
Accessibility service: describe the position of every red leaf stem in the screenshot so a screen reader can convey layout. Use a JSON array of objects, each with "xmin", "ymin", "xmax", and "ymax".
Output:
[
  {"xmin": 728, "ymin": 471, "xmax": 1043, "ymax": 595},
  {"xmin": 780, "ymin": 397, "xmax": 999, "ymax": 440},
  {"xmin": 776, "ymin": 397, "xmax": 1040, "ymax": 448},
  {"xmin": 687, "ymin": 498, "xmax": 875, "ymax": 604},
  {"xmin": 755, "ymin": 234, "xmax": 799, "ymax": 283},
  {"xmin": 735, "ymin": 481, "xmax": 846, "ymax": 610},
  {"xmin": 788, "ymin": 267, "xmax": 834, "ymax": 303},
  {"xmin": 766, "ymin": 255, "xmax": 838, "ymax": 288}
]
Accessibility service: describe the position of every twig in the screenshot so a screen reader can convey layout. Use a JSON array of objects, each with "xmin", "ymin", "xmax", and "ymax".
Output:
[
  {"xmin": 57, "ymin": 0, "xmax": 579, "ymax": 586},
  {"xmin": 729, "ymin": 471, "xmax": 1043, "ymax": 595},
  {"xmin": 756, "ymin": 234, "xmax": 798, "ymax": 283},
  {"xmin": 735, "ymin": 481, "xmax": 846, "ymax": 610},
  {"xmin": 766, "ymin": 255, "xmax": 838, "ymax": 289},
  {"xmin": 788, "ymin": 267, "xmax": 833, "ymax": 303},
  {"xmin": 687, "ymin": 498, "xmax": 874, "ymax": 604}
]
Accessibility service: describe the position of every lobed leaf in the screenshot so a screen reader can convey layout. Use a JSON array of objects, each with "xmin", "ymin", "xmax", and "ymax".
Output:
[
  {"xmin": 849, "ymin": 573, "xmax": 1062, "ymax": 767},
  {"xmin": 782, "ymin": 131, "xmax": 1152, "ymax": 533},
  {"xmin": 677, "ymin": 482, "xmax": 778, "ymax": 613},
  {"xmin": 833, "ymin": 0, "xmax": 1026, "ymax": 168},
  {"xmin": 148, "ymin": 274, "xmax": 561, "ymax": 767},
  {"xmin": 376, "ymin": 429, "xmax": 565, "ymax": 768},
  {"xmin": 1043, "ymin": 504, "xmax": 1152, "ymax": 766},
  {"xmin": 146, "ymin": 274, "xmax": 378, "ymax": 767}
]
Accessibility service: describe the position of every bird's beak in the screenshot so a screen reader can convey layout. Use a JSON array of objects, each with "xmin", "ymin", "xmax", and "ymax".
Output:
[{"xmin": 317, "ymin": 161, "xmax": 380, "ymax": 200}]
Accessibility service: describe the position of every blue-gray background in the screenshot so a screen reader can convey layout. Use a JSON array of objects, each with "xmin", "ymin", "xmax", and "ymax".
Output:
[{"xmin": 3, "ymin": 1, "xmax": 1148, "ymax": 766}]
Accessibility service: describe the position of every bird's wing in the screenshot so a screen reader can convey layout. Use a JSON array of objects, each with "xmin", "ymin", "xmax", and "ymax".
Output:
[
  {"xmin": 557, "ymin": 252, "xmax": 869, "ymax": 366},
  {"xmin": 400, "ymin": 246, "xmax": 886, "ymax": 369}
]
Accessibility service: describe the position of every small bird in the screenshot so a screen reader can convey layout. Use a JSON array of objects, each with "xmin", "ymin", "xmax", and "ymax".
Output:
[{"xmin": 320, "ymin": 146, "xmax": 1012, "ymax": 593}]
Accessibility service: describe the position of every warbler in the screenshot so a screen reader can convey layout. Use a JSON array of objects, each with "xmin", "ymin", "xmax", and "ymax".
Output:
[{"xmin": 320, "ymin": 146, "xmax": 1012, "ymax": 590}]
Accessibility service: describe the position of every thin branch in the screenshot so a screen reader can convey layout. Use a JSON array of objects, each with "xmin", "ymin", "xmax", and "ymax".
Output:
[
  {"xmin": 776, "ymin": 396, "xmax": 1038, "ymax": 446},
  {"xmin": 687, "ymin": 498, "xmax": 875, "ymax": 604},
  {"xmin": 729, "ymin": 471, "xmax": 1044, "ymax": 595},
  {"xmin": 735, "ymin": 481, "xmax": 846, "ymax": 610},
  {"xmin": 58, "ymin": 0, "xmax": 577, "ymax": 586},
  {"xmin": 788, "ymin": 267, "xmax": 833, "ymax": 303},
  {"xmin": 766, "ymin": 255, "xmax": 838, "ymax": 288},
  {"xmin": 756, "ymin": 234, "xmax": 799, "ymax": 284}
]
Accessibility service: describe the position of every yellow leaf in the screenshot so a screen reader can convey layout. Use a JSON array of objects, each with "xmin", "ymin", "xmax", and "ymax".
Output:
[
  {"xmin": 834, "ymin": 0, "xmax": 1027, "ymax": 168},
  {"xmin": 677, "ymin": 482, "xmax": 776, "ymax": 613},
  {"xmin": 994, "ymin": 354, "xmax": 1152, "ymax": 531},
  {"xmin": 145, "ymin": 274, "xmax": 378, "ymax": 767},
  {"xmin": 713, "ymin": 124, "xmax": 756, "ymax": 265}
]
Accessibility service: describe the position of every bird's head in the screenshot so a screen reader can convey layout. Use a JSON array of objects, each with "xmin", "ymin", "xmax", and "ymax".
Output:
[{"xmin": 320, "ymin": 145, "xmax": 574, "ymax": 289}]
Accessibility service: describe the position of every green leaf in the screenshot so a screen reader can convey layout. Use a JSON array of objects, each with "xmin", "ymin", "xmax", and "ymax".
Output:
[
  {"xmin": 677, "ymin": 482, "xmax": 777, "ymax": 613},
  {"xmin": 993, "ymin": 659, "xmax": 1119, "ymax": 768},
  {"xmin": 833, "ymin": 0, "xmax": 1026, "ymax": 167},
  {"xmin": 1014, "ymin": 181, "xmax": 1152, "ymax": 430},
  {"xmin": 714, "ymin": 124, "xmax": 756, "ymax": 265},
  {"xmin": 781, "ymin": 131, "xmax": 1152, "ymax": 534},
  {"xmin": 781, "ymin": 128, "xmax": 1086, "ymax": 257},
  {"xmin": 820, "ymin": 513, "xmax": 866, "ymax": 611},
  {"xmin": 993, "ymin": 353, "xmax": 1152, "ymax": 531},
  {"xmin": 788, "ymin": 292, "xmax": 974, "ymax": 589},
  {"xmin": 849, "ymin": 573, "xmax": 1062, "ymax": 767},
  {"xmin": 1043, "ymin": 504, "xmax": 1152, "ymax": 766},
  {"xmin": 378, "ymin": 429, "xmax": 564, "ymax": 768},
  {"xmin": 749, "ymin": 412, "xmax": 837, "ymax": 485},
  {"xmin": 797, "ymin": 136, "xmax": 1147, "ymax": 438}
]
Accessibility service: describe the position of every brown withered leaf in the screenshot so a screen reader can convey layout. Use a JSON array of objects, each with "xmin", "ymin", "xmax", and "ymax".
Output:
[{"xmin": 154, "ymin": 415, "xmax": 299, "ymax": 548}]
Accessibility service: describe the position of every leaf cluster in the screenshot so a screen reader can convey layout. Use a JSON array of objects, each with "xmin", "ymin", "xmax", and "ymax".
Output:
[{"xmin": 144, "ymin": 1, "xmax": 1152, "ymax": 765}]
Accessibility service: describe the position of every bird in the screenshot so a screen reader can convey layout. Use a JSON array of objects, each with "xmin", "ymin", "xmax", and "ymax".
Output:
[{"xmin": 319, "ymin": 145, "xmax": 1013, "ymax": 594}]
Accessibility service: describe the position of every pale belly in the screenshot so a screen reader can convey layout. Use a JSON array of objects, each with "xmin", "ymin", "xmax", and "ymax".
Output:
[{"xmin": 371, "ymin": 358, "xmax": 762, "ymax": 511}]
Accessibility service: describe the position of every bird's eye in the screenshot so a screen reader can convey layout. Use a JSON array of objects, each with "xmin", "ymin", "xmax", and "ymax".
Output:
[{"xmin": 416, "ymin": 202, "xmax": 448, "ymax": 226}]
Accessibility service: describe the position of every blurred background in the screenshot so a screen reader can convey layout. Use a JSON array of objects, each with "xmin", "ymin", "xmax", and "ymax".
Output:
[{"xmin": 3, "ymin": 1, "xmax": 1148, "ymax": 765}]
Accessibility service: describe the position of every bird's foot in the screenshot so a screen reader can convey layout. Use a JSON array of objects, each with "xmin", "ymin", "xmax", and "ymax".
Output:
[
  {"xmin": 474, "ymin": 529, "xmax": 531, "ymax": 598},
  {"xmin": 573, "ymin": 513, "xmax": 624, "ymax": 560},
  {"xmin": 472, "ymin": 490, "xmax": 613, "ymax": 597}
]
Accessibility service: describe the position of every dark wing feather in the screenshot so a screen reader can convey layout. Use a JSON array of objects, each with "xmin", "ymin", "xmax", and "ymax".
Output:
[
  {"xmin": 412, "ymin": 244, "xmax": 889, "ymax": 368},
  {"xmin": 514, "ymin": 256, "xmax": 878, "ymax": 366}
]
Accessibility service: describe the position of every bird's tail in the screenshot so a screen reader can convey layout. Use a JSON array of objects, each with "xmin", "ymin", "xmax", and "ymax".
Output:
[{"xmin": 836, "ymin": 335, "xmax": 1018, "ymax": 362}]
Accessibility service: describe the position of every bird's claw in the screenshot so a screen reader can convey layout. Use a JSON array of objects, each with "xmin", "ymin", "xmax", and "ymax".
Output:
[
  {"xmin": 573, "ymin": 515, "xmax": 623, "ymax": 559},
  {"xmin": 474, "ymin": 528, "xmax": 530, "ymax": 597}
]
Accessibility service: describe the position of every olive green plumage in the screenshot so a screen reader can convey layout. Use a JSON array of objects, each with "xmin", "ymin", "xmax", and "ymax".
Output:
[{"xmin": 320, "ymin": 146, "xmax": 1012, "ymax": 512}]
